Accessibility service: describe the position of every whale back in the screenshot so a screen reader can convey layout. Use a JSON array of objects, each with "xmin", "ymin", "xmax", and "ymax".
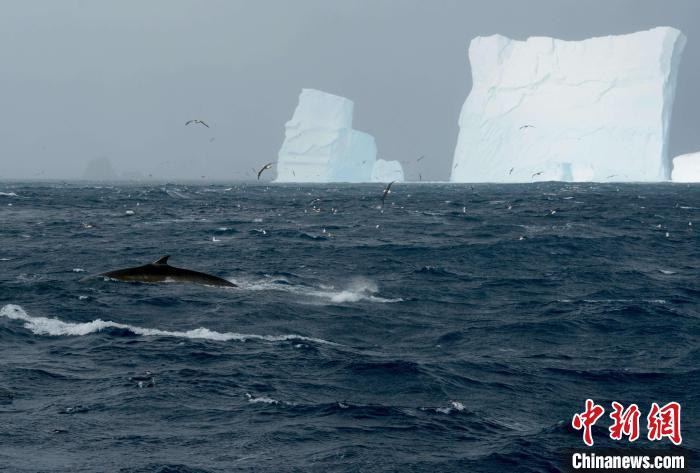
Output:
[{"xmin": 95, "ymin": 256, "xmax": 236, "ymax": 287}]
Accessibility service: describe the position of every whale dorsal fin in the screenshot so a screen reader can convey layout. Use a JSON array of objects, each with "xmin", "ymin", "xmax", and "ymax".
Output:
[{"xmin": 153, "ymin": 255, "xmax": 170, "ymax": 265}]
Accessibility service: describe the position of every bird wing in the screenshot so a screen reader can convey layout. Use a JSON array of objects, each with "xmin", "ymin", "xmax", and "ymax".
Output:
[
  {"xmin": 257, "ymin": 163, "xmax": 273, "ymax": 180},
  {"xmin": 200, "ymin": 121, "xmax": 210, "ymax": 128},
  {"xmin": 185, "ymin": 120, "xmax": 194, "ymax": 126},
  {"xmin": 380, "ymin": 181, "xmax": 394, "ymax": 206}
]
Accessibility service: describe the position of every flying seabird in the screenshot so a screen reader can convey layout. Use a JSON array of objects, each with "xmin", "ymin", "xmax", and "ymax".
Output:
[
  {"xmin": 257, "ymin": 163, "xmax": 273, "ymax": 180},
  {"xmin": 185, "ymin": 119, "xmax": 210, "ymax": 128},
  {"xmin": 381, "ymin": 181, "xmax": 396, "ymax": 207},
  {"xmin": 532, "ymin": 171, "xmax": 544, "ymax": 178},
  {"xmin": 509, "ymin": 167, "xmax": 514, "ymax": 175},
  {"xmin": 417, "ymin": 155, "xmax": 425, "ymax": 162},
  {"xmin": 519, "ymin": 125, "xmax": 535, "ymax": 130}
]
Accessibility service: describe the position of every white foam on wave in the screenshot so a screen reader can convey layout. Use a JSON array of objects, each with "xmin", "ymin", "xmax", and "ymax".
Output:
[
  {"xmin": 0, "ymin": 192, "xmax": 18, "ymax": 197},
  {"xmin": 558, "ymin": 299, "xmax": 667, "ymax": 304},
  {"xmin": 583, "ymin": 299, "xmax": 667, "ymax": 304},
  {"xmin": 230, "ymin": 276, "xmax": 402, "ymax": 304},
  {"xmin": 164, "ymin": 189, "xmax": 190, "ymax": 199},
  {"xmin": 423, "ymin": 401, "xmax": 467, "ymax": 415},
  {"xmin": 0, "ymin": 304, "xmax": 336, "ymax": 345},
  {"xmin": 245, "ymin": 393, "xmax": 284, "ymax": 405}
]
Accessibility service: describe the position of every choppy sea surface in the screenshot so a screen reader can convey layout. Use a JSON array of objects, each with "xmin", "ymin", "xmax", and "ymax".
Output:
[{"xmin": 0, "ymin": 182, "xmax": 698, "ymax": 472}]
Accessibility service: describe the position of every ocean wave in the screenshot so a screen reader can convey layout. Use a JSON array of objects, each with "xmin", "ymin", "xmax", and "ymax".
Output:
[
  {"xmin": 164, "ymin": 189, "xmax": 190, "ymax": 199},
  {"xmin": 245, "ymin": 393, "xmax": 288, "ymax": 405},
  {"xmin": 557, "ymin": 298, "xmax": 668, "ymax": 304},
  {"xmin": 424, "ymin": 401, "xmax": 468, "ymax": 415},
  {"xmin": 0, "ymin": 304, "xmax": 337, "ymax": 345},
  {"xmin": 414, "ymin": 265, "xmax": 459, "ymax": 277},
  {"xmin": 231, "ymin": 276, "xmax": 402, "ymax": 303}
]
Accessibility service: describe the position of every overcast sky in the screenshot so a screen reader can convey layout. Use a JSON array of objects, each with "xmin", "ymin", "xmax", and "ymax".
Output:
[{"xmin": 0, "ymin": 0, "xmax": 698, "ymax": 180}]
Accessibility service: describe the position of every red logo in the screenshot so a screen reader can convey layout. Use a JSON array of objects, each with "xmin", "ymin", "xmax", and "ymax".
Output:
[
  {"xmin": 572, "ymin": 399, "xmax": 605, "ymax": 446},
  {"xmin": 609, "ymin": 402, "xmax": 641, "ymax": 442},
  {"xmin": 647, "ymin": 402, "xmax": 682, "ymax": 445},
  {"xmin": 573, "ymin": 400, "xmax": 682, "ymax": 446}
]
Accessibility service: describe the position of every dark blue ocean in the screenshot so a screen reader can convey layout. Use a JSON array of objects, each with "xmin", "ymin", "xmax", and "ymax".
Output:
[{"xmin": 0, "ymin": 182, "xmax": 698, "ymax": 472}]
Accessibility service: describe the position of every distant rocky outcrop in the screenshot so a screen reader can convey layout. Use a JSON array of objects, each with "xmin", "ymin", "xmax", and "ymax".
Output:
[{"xmin": 83, "ymin": 157, "xmax": 118, "ymax": 180}]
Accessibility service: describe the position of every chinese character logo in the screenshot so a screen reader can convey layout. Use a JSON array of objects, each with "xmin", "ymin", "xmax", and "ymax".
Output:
[
  {"xmin": 573, "ymin": 400, "xmax": 682, "ymax": 446},
  {"xmin": 647, "ymin": 402, "xmax": 682, "ymax": 445},
  {"xmin": 572, "ymin": 399, "xmax": 605, "ymax": 446},
  {"xmin": 609, "ymin": 402, "xmax": 640, "ymax": 442}
]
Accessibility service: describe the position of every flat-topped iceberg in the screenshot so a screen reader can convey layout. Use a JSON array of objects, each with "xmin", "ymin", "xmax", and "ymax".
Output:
[
  {"xmin": 672, "ymin": 152, "xmax": 700, "ymax": 182},
  {"xmin": 275, "ymin": 89, "xmax": 377, "ymax": 182},
  {"xmin": 451, "ymin": 27, "xmax": 686, "ymax": 182}
]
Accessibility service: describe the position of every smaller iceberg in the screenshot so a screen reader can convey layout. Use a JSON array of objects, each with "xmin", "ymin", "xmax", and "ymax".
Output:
[
  {"xmin": 672, "ymin": 152, "xmax": 700, "ymax": 182},
  {"xmin": 275, "ymin": 89, "xmax": 377, "ymax": 182},
  {"xmin": 371, "ymin": 159, "xmax": 404, "ymax": 182}
]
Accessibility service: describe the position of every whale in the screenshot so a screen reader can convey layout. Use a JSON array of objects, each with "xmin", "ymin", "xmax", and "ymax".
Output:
[{"xmin": 88, "ymin": 256, "xmax": 236, "ymax": 287}]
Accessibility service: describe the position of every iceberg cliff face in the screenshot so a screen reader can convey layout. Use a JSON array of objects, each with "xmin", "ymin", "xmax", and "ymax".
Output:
[
  {"xmin": 371, "ymin": 159, "xmax": 405, "ymax": 182},
  {"xmin": 451, "ymin": 27, "xmax": 686, "ymax": 182},
  {"xmin": 672, "ymin": 152, "xmax": 700, "ymax": 182},
  {"xmin": 275, "ymin": 89, "xmax": 377, "ymax": 182}
]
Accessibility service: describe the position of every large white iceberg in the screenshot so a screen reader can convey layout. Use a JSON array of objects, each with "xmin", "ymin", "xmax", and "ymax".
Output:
[
  {"xmin": 672, "ymin": 152, "xmax": 700, "ymax": 182},
  {"xmin": 371, "ymin": 159, "xmax": 405, "ymax": 182},
  {"xmin": 275, "ymin": 89, "xmax": 377, "ymax": 182},
  {"xmin": 451, "ymin": 27, "xmax": 686, "ymax": 182}
]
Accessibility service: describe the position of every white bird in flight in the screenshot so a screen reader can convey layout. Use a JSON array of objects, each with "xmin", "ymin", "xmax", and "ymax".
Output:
[
  {"xmin": 257, "ymin": 162, "xmax": 273, "ymax": 180},
  {"xmin": 381, "ymin": 181, "xmax": 396, "ymax": 207}
]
